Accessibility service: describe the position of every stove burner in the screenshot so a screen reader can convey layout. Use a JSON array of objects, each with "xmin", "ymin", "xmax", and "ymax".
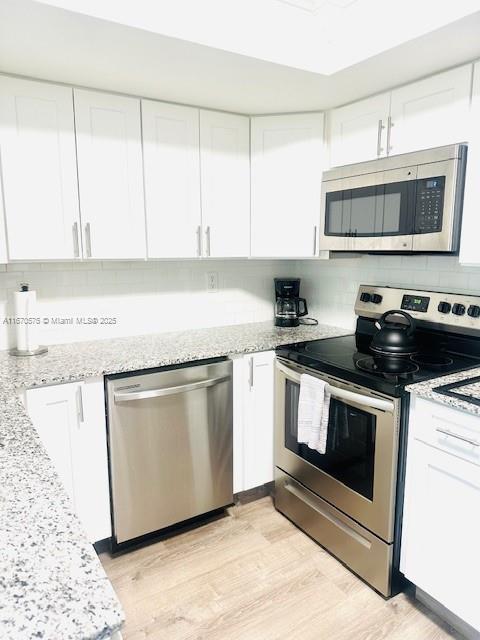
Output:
[
  {"xmin": 355, "ymin": 357, "xmax": 419, "ymax": 377},
  {"xmin": 410, "ymin": 354, "xmax": 454, "ymax": 369}
]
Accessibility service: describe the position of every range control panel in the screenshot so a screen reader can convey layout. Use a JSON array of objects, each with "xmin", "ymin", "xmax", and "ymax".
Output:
[
  {"xmin": 355, "ymin": 285, "xmax": 480, "ymax": 334},
  {"xmin": 414, "ymin": 176, "xmax": 444, "ymax": 234}
]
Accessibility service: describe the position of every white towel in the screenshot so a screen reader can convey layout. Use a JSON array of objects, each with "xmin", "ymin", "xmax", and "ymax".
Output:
[{"xmin": 297, "ymin": 374, "xmax": 331, "ymax": 454}]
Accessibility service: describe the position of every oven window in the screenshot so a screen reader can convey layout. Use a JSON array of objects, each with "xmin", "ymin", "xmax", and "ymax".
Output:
[
  {"xmin": 324, "ymin": 181, "xmax": 414, "ymax": 237},
  {"xmin": 284, "ymin": 380, "xmax": 376, "ymax": 501}
]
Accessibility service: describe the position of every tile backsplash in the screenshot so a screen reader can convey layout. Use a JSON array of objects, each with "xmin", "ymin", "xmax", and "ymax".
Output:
[
  {"xmin": 0, "ymin": 255, "xmax": 479, "ymax": 351},
  {"xmin": 294, "ymin": 254, "xmax": 480, "ymax": 331}
]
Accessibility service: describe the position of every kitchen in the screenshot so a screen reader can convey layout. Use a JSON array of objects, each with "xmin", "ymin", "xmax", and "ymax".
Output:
[{"xmin": 1, "ymin": 1, "xmax": 480, "ymax": 639}]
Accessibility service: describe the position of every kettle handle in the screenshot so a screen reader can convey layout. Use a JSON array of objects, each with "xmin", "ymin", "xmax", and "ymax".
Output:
[{"xmin": 377, "ymin": 310, "xmax": 416, "ymax": 335}]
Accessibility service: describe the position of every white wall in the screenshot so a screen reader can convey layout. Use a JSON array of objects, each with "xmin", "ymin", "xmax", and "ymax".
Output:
[
  {"xmin": 294, "ymin": 254, "xmax": 480, "ymax": 331},
  {"xmin": 0, "ymin": 260, "xmax": 292, "ymax": 349},
  {"xmin": 2, "ymin": 254, "xmax": 480, "ymax": 350}
]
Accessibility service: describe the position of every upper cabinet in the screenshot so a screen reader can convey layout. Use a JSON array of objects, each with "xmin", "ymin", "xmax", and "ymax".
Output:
[
  {"xmin": 74, "ymin": 89, "xmax": 146, "ymax": 259},
  {"xmin": 251, "ymin": 113, "xmax": 325, "ymax": 258},
  {"xmin": 460, "ymin": 61, "xmax": 480, "ymax": 266},
  {"xmin": 329, "ymin": 93, "xmax": 391, "ymax": 167},
  {"xmin": 200, "ymin": 110, "xmax": 250, "ymax": 258},
  {"xmin": 389, "ymin": 65, "xmax": 472, "ymax": 156},
  {"xmin": 0, "ymin": 76, "xmax": 81, "ymax": 260},
  {"xmin": 328, "ymin": 65, "xmax": 472, "ymax": 168},
  {"xmin": 142, "ymin": 101, "xmax": 201, "ymax": 259}
]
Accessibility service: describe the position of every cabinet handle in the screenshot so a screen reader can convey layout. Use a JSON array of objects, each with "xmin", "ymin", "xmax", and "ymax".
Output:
[
  {"xmin": 85, "ymin": 222, "xmax": 92, "ymax": 258},
  {"xmin": 248, "ymin": 357, "xmax": 254, "ymax": 390},
  {"xmin": 73, "ymin": 222, "xmax": 80, "ymax": 258},
  {"xmin": 386, "ymin": 116, "xmax": 393, "ymax": 155},
  {"xmin": 204, "ymin": 226, "xmax": 211, "ymax": 257},
  {"xmin": 376, "ymin": 119, "xmax": 385, "ymax": 157},
  {"xmin": 313, "ymin": 225, "xmax": 317, "ymax": 256},
  {"xmin": 76, "ymin": 386, "xmax": 85, "ymax": 423},
  {"xmin": 436, "ymin": 427, "xmax": 479, "ymax": 447},
  {"xmin": 196, "ymin": 225, "xmax": 202, "ymax": 257}
]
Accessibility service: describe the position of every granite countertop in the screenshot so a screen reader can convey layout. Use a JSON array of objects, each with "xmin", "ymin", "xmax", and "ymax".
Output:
[
  {"xmin": 0, "ymin": 320, "xmax": 350, "ymax": 640},
  {"xmin": 407, "ymin": 366, "xmax": 480, "ymax": 417}
]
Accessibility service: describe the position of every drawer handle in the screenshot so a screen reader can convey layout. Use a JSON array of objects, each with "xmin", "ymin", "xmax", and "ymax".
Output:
[
  {"xmin": 436, "ymin": 427, "xmax": 479, "ymax": 447},
  {"xmin": 284, "ymin": 480, "xmax": 371, "ymax": 549}
]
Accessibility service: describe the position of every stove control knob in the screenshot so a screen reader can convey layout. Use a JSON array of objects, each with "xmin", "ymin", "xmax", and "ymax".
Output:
[
  {"xmin": 467, "ymin": 305, "xmax": 480, "ymax": 318},
  {"xmin": 371, "ymin": 294, "xmax": 383, "ymax": 304},
  {"xmin": 452, "ymin": 303, "xmax": 466, "ymax": 316},
  {"xmin": 437, "ymin": 301, "xmax": 451, "ymax": 314},
  {"xmin": 360, "ymin": 292, "xmax": 371, "ymax": 303}
]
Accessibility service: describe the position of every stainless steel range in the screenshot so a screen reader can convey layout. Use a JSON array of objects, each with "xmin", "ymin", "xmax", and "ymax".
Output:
[{"xmin": 274, "ymin": 285, "xmax": 480, "ymax": 597}]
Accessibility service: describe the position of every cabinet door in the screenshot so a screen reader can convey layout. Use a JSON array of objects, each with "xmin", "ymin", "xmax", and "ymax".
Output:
[
  {"xmin": 0, "ymin": 76, "xmax": 80, "ymax": 260},
  {"xmin": 251, "ymin": 113, "xmax": 324, "ymax": 258},
  {"xmin": 389, "ymin": 65, "xmax": 472, "ymax": 156},
  {"xmin": 25, "ymin": 382, "xmax": 78, "ymax": 503},
  {"xmin": 243, "ymin": 351, "xmax": 275, "ymax": 491},
  {"xmin": 328, "ymin": 93, "xmax": 390, "ymax": 167},
  {"xmin": 69, "ymin": 378, "xmax": 111, "ymax": 543},
  {"xmin": 401, "ymin": 440, "xmax": 480, "ymax": 631},
  {"xmin": 142, "ymin": 101, "xmax": 201, "ymax": 258},
  {"xmin": 26, "ymin": 380, "xmax": 111, "ymax": 543},
  {"xmin": 460, "ymin": 61, "xmax": 480, "ymax": 265},
  {"xmin": 200, "ymin": 110, "xmax": 250, "ymax": 257},
  {"xmin": 74, "ymin": 89, "xmax": 146, "ymax": 259}
]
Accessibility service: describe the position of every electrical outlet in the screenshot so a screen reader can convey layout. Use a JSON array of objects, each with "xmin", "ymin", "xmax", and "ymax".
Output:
[{"xmin": 207, "ymin": 272, "xmax": 219, "ymax": 293}]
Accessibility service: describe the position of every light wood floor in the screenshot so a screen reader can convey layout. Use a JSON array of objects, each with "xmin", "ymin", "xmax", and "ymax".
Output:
[{"xmin": 100, "ymin": 497, "xmax": 461, "ymax": 640}]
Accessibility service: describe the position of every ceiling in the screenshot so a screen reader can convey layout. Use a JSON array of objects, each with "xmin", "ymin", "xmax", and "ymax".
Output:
[
  {"xmin": 30, "ymin": 0, "xmax": 480, "ymax": 75},
  {"xmin": 1, "ymin": 0, "xmax": 480, "ymax": 114}
]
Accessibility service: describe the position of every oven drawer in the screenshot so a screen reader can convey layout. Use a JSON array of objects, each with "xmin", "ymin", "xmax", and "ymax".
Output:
[{"xmin": 275, "ymin": 469, "xmax": 393, "ymax": 597}]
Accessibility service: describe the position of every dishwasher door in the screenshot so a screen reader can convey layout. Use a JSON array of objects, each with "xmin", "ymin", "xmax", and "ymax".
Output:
[{"xmin": 106, "ymin": 359, "xmax": 233, "ymax": 546}]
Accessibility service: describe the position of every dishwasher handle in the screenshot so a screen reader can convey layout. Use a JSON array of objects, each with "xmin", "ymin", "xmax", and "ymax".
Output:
[{"xmin": 113, "ymin": 374, "xmax": 230, "ymax": 402}]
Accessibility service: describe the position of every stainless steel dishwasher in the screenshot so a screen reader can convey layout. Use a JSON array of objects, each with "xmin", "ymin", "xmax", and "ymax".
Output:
[{"xmin": 106, "ymin": 358, "xmax": 233, "ymax": 549}]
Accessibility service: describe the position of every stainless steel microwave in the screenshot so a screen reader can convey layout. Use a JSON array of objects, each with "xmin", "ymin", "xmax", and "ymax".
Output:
[{"xmin": 319, "ymin": 143, "xmax": 467, "ymax": 253}]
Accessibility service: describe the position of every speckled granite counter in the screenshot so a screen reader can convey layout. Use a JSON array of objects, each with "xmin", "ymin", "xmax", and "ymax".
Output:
[
  {"xmin": 0, "ymin": 321, "xmax": 350, "ymax": 640},
  {"xmin": 407, "ymin": 366, "xmax": 480, "ymax": 417}
]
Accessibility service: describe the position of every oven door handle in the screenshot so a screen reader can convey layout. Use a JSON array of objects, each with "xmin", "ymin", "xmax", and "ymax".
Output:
[{"xmin": 276, "ymin": 361, "xmax": 395, "ymax": 413}]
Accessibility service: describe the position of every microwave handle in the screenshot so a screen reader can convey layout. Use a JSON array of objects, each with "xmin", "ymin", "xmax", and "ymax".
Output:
[{"xmin": 276, "ymin": 361, "xmax": 394, "ymax": 413}]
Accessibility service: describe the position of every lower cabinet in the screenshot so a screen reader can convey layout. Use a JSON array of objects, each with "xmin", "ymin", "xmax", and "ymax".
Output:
[
  {"xmin": 401, "ymin": 396, "xmax": 480, "ymax": 632},
  {"xmin": 232, "ymin": 351, "xmax": 275, "ymax": 493},
  {"xmin": 24, "ymin": 378, "xmax": 111, "ymax": 543}
]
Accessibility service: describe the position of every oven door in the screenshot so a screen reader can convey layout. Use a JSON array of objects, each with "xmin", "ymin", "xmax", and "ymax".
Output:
[
  {"xmin": 275, "ymin": 358, "xmax": 401, "ymax": 542},
  {"xmin": 319, "ymin": 166, "xmax": 417, "ymax": 252}
]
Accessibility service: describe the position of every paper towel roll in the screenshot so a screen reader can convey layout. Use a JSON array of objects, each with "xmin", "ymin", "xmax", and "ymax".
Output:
[{"xmin": 14, "ymin": 288, "xmax": 39, "ymax": 352}]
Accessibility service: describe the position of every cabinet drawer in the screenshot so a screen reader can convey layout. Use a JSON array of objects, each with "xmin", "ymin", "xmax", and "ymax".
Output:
[{"xmin": 410, "ymin": 397, "xmax": 480, "ymax": 466}]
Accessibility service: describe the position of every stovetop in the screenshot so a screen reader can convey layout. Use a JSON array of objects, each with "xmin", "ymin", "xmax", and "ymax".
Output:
[{"xmin": 276, "ymin": 333, "xmax": 480, "ymax": 397}]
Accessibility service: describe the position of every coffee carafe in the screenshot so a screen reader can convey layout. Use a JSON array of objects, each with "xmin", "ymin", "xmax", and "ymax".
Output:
[{"xmin": 274, "ymin": 278, "xmax": 308, "ymax": 327}]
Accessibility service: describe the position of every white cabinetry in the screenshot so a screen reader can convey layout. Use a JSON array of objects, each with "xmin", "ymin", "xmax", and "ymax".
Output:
[
  {"xmin": 142, "ymin": 101, "xmax": 201, "ymax": 258},
  {"xmin": 233, "ymin": 351, "xmax": 275, "ymax": 493},
  {"xmin": 0, "ymin": 76, "xmax": 80, "ymax": 260},
  {"xmin": 200, "ymin": 110, "xmax": 250, "ymax": 258},
  {"xmin": 401, "ymin": 396, "xmax": 480, "ymax": 632},
  {"xmin": 74, "ymin": 89, "xmax": 146, "ymax": 259},
  {"xmin": 329, "ymin": 93, "xmax": 391, "ymax": 166},
  {"xmin": 251, "ymin": 113, "xmax": 325, "ymax": 258},
  {"xmin": 25, "ymin": 378, "xmax": 111, "ymax": 543},
  {"xmin": 389, "ymin": 65, "xmax": 472, "ymax": 156},
  {"xmin": 328, "ymin": 65, "xmax": 472, "ymax": 167},
  {"xmin": 460, "ymin": 61, "xmax": 480, "ymax": 266}
]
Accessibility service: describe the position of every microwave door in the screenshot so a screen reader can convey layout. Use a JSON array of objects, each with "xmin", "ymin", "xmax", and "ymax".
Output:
[
  {"xmin": 320, "ymin": 167, "xmax": 416, "ymax": 252},
  {"xmin": 412, "ymin": 159, "xmax": 461, "ymax": 253}
]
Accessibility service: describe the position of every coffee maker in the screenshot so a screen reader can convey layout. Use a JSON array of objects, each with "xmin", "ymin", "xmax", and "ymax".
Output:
[{"xmin": 274, "ymin": 278, "xmax": 308, "ymax": 327}]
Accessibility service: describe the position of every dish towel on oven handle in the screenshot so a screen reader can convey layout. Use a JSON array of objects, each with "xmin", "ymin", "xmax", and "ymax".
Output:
[{"xmin": 297, "ymin": 373, "xmax": 331, "ymax": 454}]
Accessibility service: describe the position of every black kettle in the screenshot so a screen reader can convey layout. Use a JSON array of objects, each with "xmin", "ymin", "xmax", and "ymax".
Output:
[{"xmin": 370, "ymin": 310, "xmax": 417, "ymax": 357}]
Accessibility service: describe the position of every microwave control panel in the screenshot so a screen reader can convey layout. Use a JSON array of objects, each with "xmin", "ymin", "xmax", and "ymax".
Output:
[{"xmin": 414, "ymin": 176, "xmax": 445, "ymax": 234}]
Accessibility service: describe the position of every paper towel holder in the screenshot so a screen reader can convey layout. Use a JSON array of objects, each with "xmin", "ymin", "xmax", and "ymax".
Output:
[{"xmin": 9, "ymin": 283, "xmax": 48, "ymax": 357}]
